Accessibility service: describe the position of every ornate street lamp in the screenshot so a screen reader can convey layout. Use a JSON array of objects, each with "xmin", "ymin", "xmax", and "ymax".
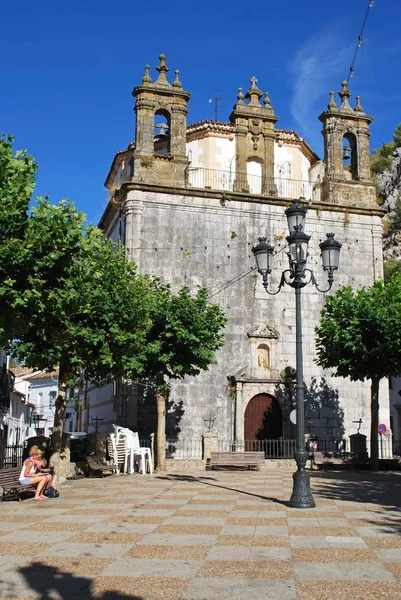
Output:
[{"xmin": 252, "ymin": 200, "xmax": 342, "ymax": 508}]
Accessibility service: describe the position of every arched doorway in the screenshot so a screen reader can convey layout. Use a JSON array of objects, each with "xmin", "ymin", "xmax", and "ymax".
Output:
[{"xmin": 244, "ymin": 394, "xmax": 282, "ymax": 450}]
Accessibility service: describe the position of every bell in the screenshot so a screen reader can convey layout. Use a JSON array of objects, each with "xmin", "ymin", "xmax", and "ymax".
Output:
[{"xmin": 343, "ymin": 146, "xmax": 351, "ymax": 161}]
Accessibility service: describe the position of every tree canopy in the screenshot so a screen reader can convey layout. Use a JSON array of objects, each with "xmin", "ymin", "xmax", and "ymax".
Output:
[
  {"xmin": 315, "ymin": 276, "xmax": 401, "ymax": 468},
  {"xmin": 0, "ymin": 135, "xmax": 228, "ymax": 472},
  {"xmin": 130, "ymin": 284, "xmax": 228, "ymax": 470},
  {"xmin": 371, "ymin": 123, "xmax": 401, "ymax": 175}
]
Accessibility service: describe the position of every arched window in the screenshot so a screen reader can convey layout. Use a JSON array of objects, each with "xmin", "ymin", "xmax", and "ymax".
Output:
[
  {"xmin": 154, "ymin": 109, "xmax": 171, "ymax": 156},
  {"xmin": 247, "ymin": 159, "xmax": 262, "ymax": 194},
  {"xmin": 342, "ymin": 132, "xmax": 358, "ymax": 180}
]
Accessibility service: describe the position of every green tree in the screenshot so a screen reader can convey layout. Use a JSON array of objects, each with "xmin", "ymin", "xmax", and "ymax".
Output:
[
  {"xmin": 0, "ymin": 138, "xmax": 154, "ymax": 473},
  {"xmin": 315, "ymin": 277, "xmax": 401, "ymax": 469},
  {"xmin": 131, "ymin": 285, "xmax": 227, "ymax": 470}
]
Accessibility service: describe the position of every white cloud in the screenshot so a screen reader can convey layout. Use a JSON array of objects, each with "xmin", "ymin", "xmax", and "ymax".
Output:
[{"xmin": 289, "ymin": 25, "xmax": 352, "ymax": 151}]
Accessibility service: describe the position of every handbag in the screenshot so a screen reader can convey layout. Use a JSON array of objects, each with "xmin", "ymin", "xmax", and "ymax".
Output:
[{"xmin": 43, "ymin": 486, "xmax": 60, "ymax": 498}]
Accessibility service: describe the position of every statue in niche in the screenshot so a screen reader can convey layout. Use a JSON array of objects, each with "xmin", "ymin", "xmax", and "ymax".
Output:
[{"xmin": 257, "ymin": 345, "xmax": 270, "ymax": 370}]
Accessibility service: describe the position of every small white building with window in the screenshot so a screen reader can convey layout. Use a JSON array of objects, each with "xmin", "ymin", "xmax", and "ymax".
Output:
[{"xmin": 11, "ymin": 367, "xmax": 59, "ymax": 439}]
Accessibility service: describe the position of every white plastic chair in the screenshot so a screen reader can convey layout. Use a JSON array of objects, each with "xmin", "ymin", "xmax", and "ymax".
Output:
[{"xmin": 125, "ymin": 432, "xmax": 153, "ymax": 475}]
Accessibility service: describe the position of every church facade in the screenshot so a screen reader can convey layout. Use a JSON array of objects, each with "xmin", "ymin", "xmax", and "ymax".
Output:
[{"xmin": 92, "ymin": 54, "xmax": 389, "ymax": 454}]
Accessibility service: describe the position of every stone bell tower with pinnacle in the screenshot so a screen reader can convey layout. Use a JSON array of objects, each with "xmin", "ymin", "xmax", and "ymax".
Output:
[
  {"xmin": 229, "ymin": 77, "xmax": 278, "ymax": 194},
  {"xmin": 319, "ymin": 81, "xmax": 377, "ymax": 207},
  {"xmin": 132, "ymin": 54, "xmax": 191, "ymax": 186}
]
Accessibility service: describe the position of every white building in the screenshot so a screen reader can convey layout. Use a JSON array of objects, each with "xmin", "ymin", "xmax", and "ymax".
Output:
[
  {"xmin": 87, "ymin": 56, "xmax": 389, "ymax": 455},
  {"xmin": 11, "ymin": 367, "xmax": 59, "ymax": 440}
]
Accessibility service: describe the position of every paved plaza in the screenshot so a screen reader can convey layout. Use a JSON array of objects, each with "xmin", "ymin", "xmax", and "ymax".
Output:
[{"xmin": 1, "ymin": 468, "xmax": 401, "ymax": 599}]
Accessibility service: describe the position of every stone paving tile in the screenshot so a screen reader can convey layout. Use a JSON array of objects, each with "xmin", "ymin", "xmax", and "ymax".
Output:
[
  {"xmin": 0, "ymin": 522, "xmax": 33, "ymax": 533},
  {"xmin": 289, "ymin": 526, "xmax": 357, "ymax": 537},
  {"xmin": 294, "ymin": 561, "xmax": 395, "ymax": 581},
  {"xmin": 124, "ymin": 545, "xmax": 210, "ymax": 560},
  {"xmin": 226, "ymin": 517, "xmax": 287, "ymax": 526},
  {"xmin": 290, "ymin": 536, "xmax": 331, "ymax": 548},
  {"xmin": 138, "ymin": 533, "xmax": 218, "ymax": 546},
  {"xmin": 0, "ymin": 530, "xmax": 76, "ymax": 543},
  {"xmin": 183, "ymin": 578, "xmax": 297, "ymax": 600},
  {"xmin": 355, "ymin": 526, "xmax": 399, "ymax": 537},
  {"xmin": 101, "ymin": 557, "xmax": 202, "ymax": 578},
  {"xmin": 326, "ymin": 536, "xmax": 368, "ymax": 548},
  {"xmin": 155, "ymin": 524, "xmax": 223, "ymax": 535},
  {"xmin": 45, "ymin": 541, "xmax": 134, "ymax": 559},
  {"xmin": 86, "ymin": 522, "xmax": 158, "ymax": 534},
  {"xmin": 85, "ymin": 576, "xmax": 192, "ymax": 600},
  {"xmin": 108, "ymin": 515, "xmax": 166, "ymax": 524},
  {"xmin": 230, "ymin": 510, "xmax": 286, "ymax": 518},
  {"xmin": 374, "ymin": 548, "xmax": 401, "ymax": 562},
  {"xmin": 24, "ymin": 555, "xmax": 113, "ymax": 576},
  {"xmin": 197, "ymin": 560, "xmax": 249, "ymax": 578},
  {"xmin": 0, "ymin": 555, "xmax": 31, "ymax": 573},
  {"xmin": 364, "ymin": 536, "xmax": 401, "ymax": 549},
  {"xmin": 164, "ymin": 516, "xmax": 227, "ymax": 526},
  {"xmin": 248, "ymin": 560, "xmax": 293, "ymax": 579},
  {"xmin": 67, "ymin": 531, "xmax": 144, "ymax": 544},
  {"xmin": 0, "ymin": 541, "xmax": 55, "ymax": 556},
  {"xmin": 177, "ymin": 510, "xmax": 230, "ymax": 517},
  {"xmin": 250, "ymin": 547, "xmax": 292, "ymax": 561},
  {"xmin": 292, "ymin": 548, "xmax": 379, "ymax": 562},
  {"xmin": 296, "ymin": 580, "xmax": 401, "ymax": 600}
]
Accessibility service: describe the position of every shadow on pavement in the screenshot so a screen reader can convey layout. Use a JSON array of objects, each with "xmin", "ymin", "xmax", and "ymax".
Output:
[
  {"xmin": 156, "ymin": 473, "xmax": 290, "ymax": 506},
  {"xmin": 0, "ymin": 562, "xmax": 143, "ymax": 600},
  {"xmin": 310, "ymin": 469, "xmax": 401, "ymax": 534}
]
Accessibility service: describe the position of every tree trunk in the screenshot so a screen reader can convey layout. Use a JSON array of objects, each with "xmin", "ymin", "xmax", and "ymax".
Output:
[
  {"xmin": 50, "ymin": 389, "xmax": 67, "ymax": 483},
  {"xmin": 156, "ymin": 387, "xmax": 167, "ymax": 471},
  {"xmin": 370, "ymin": 377, "xmax": 380, "ymax": 471}
]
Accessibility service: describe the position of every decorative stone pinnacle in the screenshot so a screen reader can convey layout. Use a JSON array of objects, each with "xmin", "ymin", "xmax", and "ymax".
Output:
[
  {"xmin": 328, "ymin": 90, "xmax": 337, "ymax": 109},
  {"xmin": 142, "ymin": 64, "xmax": 152, "ymax": 85},
  {"xmin": 155, "ymin": 53, "xmax": 171, "ymax": 86},
  {"xmin": 354, "ymin": 95, "xmax": 364, "ymax": 112},
  {"xmin": 173, "ymin": 69, "xmax": 182, "ymax": 89},
  {"xmin": 237, "ymin": 87, "xmax": 245, "ymax": 104},
  {"xmin": 338, "ymin": 80, "xmax": 352, "ymax": 110},
  {"xmin": 245, "ymin": 76, "xmax": 263, "ymax": 107},
  {"xmin": 263, "ymin": 92, "xmax": 271, "ymax": 107}
]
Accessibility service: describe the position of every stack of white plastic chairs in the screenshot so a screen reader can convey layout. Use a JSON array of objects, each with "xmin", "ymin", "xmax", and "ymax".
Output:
[
  {"xmin": 110, "ymin": 426, "xmax": 153, "ymax": 475},
  {"xmin": 106, "ymin": 430, "xmax": 127, "ymax": 474}
]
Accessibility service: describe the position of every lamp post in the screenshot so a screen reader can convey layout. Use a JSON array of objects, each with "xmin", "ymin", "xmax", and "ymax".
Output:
[{"xmin": 252, "ymin": 200, "xmax": 342, "ymax": 508}]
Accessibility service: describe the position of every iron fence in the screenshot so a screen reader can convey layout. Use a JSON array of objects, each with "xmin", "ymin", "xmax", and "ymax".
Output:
[
  {"xmin": 218, "ymin": 439, "xmax": 296, "ymax": 458},
  {"xmin": 2, "ymin": 444, "xmax": 24, "ymax": 469},
  {"xmin": 166, "ymin": 438, "xmax": 203, "ymax": 459},
  {"xmin": 186, "ymin": 167, "xmax": 321, "ymax": 202},
  {"xmin": 393, "ymin": 440, "xmax": 401, "ymax": 457}
]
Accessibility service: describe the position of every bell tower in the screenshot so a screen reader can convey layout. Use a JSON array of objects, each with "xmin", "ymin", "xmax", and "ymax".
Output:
[
  {"xmin": 319, "ymin": 81, "xmax": 376, "ymax": 207},
  {"xmin": 132, "ymin": 54, "xmax": 191, "ymax": 186},
  {"xmin": 230, "ymin": 77, "xmax": 278, "ymax": 194}
]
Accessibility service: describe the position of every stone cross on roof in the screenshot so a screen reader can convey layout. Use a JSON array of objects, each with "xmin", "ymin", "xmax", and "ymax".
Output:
[{"xmin": 250, "ymin": 76, "xmax": 258, "ymax": 88}]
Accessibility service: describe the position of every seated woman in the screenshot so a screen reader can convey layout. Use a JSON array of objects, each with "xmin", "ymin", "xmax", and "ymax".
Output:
[{"xmin": 19, "ymin": 445, "xmax": 52, "ymax": 501}]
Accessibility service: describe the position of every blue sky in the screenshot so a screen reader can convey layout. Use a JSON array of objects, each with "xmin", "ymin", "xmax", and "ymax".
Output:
[{"xmin": 2, "ymin": 0, "xmax": 400, "ymax": 224}]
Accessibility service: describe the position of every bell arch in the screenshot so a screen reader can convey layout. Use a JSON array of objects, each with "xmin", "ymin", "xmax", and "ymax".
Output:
[
  {"xmin": 342, "ymin": 132, "xmax": 358, "ymax": 180},
  {"xmin": 154, "ymin": 108, "xmax": 171, "ymax": 155}
]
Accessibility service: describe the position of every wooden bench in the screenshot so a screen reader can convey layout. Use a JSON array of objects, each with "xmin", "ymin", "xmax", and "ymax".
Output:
[
  {"xmin": 86, "ymin": 456, "xmax": 116, "ymax": 478},
  {"xmin": 209, "ymin": 452, "xmax": 265, "ymax": 471},
  {"xmin": 0, "ymin": 467, "xmax": 37, "ymax": 501}
]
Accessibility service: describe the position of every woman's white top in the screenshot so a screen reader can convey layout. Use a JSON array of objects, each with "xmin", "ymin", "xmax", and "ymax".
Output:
[{"xmin": 19, "ymin": 457, "xmax": 36, "ymax": 480}]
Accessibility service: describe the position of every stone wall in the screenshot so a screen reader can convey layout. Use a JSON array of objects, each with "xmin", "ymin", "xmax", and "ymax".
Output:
[{"xmin": 118, "ymin": 184, "xmax": 388, "ymax": 449}]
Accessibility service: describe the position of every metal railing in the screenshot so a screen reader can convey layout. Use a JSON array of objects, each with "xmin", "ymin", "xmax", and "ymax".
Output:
[
  {"xmin": 2, "ymin": 444, "xmax": 24, "ymax": 469},
  {"xmin": 166, "ymin": 438, "xmax": 203, "ymax": 459},
  {"xmin": 186, "ymin": 167, "xmax": 321, "ymax": 201},
  {"xmin": 219, "ymin": 439, "xmax": 297, "ymax": 458}
]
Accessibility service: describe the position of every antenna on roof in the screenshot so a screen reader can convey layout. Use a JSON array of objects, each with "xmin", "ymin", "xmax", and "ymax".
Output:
[{"xmin": 208, "ymin": 86, "xmax": 222, "ymax": 121}]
